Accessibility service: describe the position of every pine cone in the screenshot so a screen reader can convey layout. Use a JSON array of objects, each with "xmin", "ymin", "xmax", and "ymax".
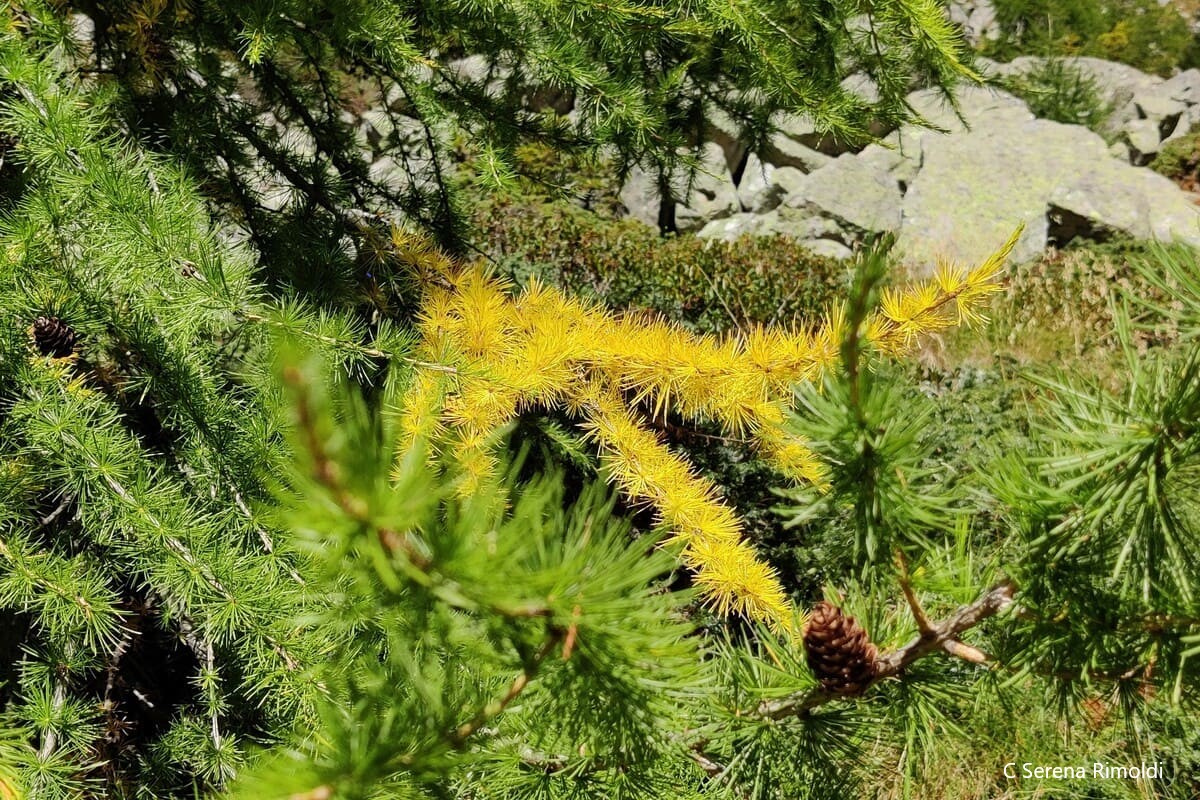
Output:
[
  {"xmin": 32, "ymin": 315, "xmax": 78, "ymax": 358},
  {"xmin": 803, "ymin": 600, "xmax": 879, "ymax": 696}
]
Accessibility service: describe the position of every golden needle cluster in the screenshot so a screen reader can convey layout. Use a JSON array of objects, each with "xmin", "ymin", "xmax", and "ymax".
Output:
[{"xmin": 389, "ymin": 229, "xmax": 1019, "ymax": 630}]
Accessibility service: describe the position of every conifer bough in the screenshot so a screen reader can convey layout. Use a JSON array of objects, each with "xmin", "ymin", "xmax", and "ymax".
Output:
[{"xmin": 394, "ymin": 228, "xmax": 1019, "ymax": 629}]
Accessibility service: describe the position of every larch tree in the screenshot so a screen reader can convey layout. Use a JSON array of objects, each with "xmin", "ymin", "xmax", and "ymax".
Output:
[{"xmin": 0, "ymin": 2, "xmax": 1196, "ymax": 800}]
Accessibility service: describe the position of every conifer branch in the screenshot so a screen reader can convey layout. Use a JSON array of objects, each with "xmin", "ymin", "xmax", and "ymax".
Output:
[
  {"xmin": 287, "ymin": 366, "xmax": 550, "ymax": 621},
  {"xmin": 377, "ymin": 233, "xmax": 1016, "ymax": 627},
  {"xmin": 0, "ymin": 536, "xmax": 118, "ymax": 637},
  {"xmin": 89, "ymin": 460, "xmax": 303, "ymax": 671},
  {"xmin": 450, "ymin": 633, "xmax": 562, "ymax": 746},
  {"xmin": 758, "ymin": 579, "xmax": 1018, "ymax": 719},
  {"xmin": 36, "ymin": 676, "xmax": 66, "ymax": 761},
  {"xmin": 895, "ymin": 551, "xmax": 933, "ymax": 635},
  {"xmin": 0, "ymin": 5, "xmax": 1015, "ymax": 793},
  {"xmin": 243, "ymin": 311, "xmax": 457, "ymax": 374}
]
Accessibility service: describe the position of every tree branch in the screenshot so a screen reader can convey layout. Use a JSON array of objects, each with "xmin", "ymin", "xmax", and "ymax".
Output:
[
  {"xmin": 895, "ymin": 550, "xmax": 933, "ymax": 635},
  {"xmin": 759, "ymin": 579, "xmax": 1018, "ymax": 719},
  {"xmin": 450, "ymin": 634, "xmax": 561, "ymax": 746}
]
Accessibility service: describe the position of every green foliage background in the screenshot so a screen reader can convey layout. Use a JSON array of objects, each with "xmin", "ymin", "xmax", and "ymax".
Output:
[
  {"xmin": 0, "ymin": 0, "xmax": 1198, "ymax": 798},
  {"xmin": 983, "ymin": 0, "xmax": 1196, "ymax": 76}
]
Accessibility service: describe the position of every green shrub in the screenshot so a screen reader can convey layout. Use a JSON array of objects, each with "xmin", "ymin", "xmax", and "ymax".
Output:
[
  {"xmin": 473, "ymin": 197, "xmax": 850, "ymax": 333},
  {"xmin": 1151, "ymin": 124, "xmax": 1200, "ymax": 190},
  {"xmin": 997, "ymin": 58, "xmax": 1111, "ymax": 131},
  {"xmin": 984, "ymin": 0, "xmax": 1194, "ymax": 76}
]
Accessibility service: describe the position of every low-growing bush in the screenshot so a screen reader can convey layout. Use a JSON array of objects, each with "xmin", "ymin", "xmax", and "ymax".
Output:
[
  {"xmin": 1151, "ymin": 124, "xmax": 1200, "ymax": 192},
  {"xmin": 997, "ymin": 58, "xmax": 1111, "ymax": 131},
  {"xmin": 983, "ymin": 0, "xmax": 1194, "ymax": 76},
  {"xmin": 473, "ymin": 197, "xmax": 850, "ymax": 333}
]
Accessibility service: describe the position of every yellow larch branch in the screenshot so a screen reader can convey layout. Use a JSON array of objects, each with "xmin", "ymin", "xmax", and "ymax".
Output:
[
  {"xmin": 580, "ymin": 391, "xmax": 793, "ymax": 629},
  {"xmin": 381, "ymin": 227, "xmax": 1019, "ymax": 629}
]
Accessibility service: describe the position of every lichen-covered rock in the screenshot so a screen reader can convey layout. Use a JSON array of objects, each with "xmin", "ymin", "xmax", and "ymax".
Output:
[
  {"xmin": 906, "ymin": 85, "xmax": 1033, "ymax": 133},
  {"xmin": 1161, "ymin": 69, "xmax": 1200, "ymax": 106},
  {"xmin": 802, "ymin": 238, "xmax": 854, "ymax": 260},
  {"xmin": 696, "ymin": 212, "xmax": 770, "ymax": 241},
  {"xmin": 1133, "ymin": 89, "xmax": 1187, "ymax": 127},
  {"xmin": 704, "ymin": 105, "xmax": 749, "ymax": 174},
  {"xmin": 897, "ymin": 117, "xmax": 1200, "ymax": 271},
  {"xmin": 697, "ymin": 207, "xmax": 846, "ymax": 243},
  {"xmin": 610, "ymin": 56, "xmax": 1200, "ymax": 267},
  {"xmin": 695, "ymin": 210, "xmax": 853, "ymax": 258},
  {"xmin": 759, "ymin": 110, "xmax": 844, "ymax": 170},
  {"xmin": 996, "ymin": 56, "xmax": 1161, "ymax": 111},
  {"xmin": 761, "ymin": 133, "xmax": 833, "ymax": 172},
  {"xmin": 879, "ymin": 86, "xmax": 1033, "ymax": 182},
  {"xmin": 783, "ymin": 154, "xmax": 903, "ymax": 234},
  {"xmin": 1124, "ymin": 118, "xmax": 1165, "ymax": 165},
  {"xmin": 947, "ymin": 0, "xmax": 998, "ymax": 44}
]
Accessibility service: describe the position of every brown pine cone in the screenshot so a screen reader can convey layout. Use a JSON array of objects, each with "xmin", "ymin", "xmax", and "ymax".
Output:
[
  {"xmin": 803, "ymin": 600, "xmax": 879, "ymax": 696},
  {"xmin": 32, "ymin": 316, "xmax": 78, "ymax": 358}
]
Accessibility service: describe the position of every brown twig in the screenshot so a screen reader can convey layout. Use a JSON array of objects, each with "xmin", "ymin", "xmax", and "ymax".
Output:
[
  {"xmin": 895, "ymin": 550, "xmax": 933, "ymax": 635},
  {"xmin": 451, "ymin": 634, "xmax": 561, "ymax": 746},
  {"xmin": 758, "ymin": 579, "xmax": 1018, "ymax": 719},
  {"xmin": 689, "ymin": 745, "xmax": 726, "ymax": 777}
]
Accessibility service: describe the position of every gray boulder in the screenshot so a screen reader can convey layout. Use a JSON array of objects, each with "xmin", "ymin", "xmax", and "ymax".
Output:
[
  {"xmin": 842, "ymin": 73, "xmax": 881, "ymax": 105},
  {"xmin": 736, "ymin": 154, "xmax": 805, "ymax": 212},
  {"xmin": 995, "ymin": 56, "xmax": 1166, "ymax": 142},
  {"xmin": 784, "ymin": 153, "xmax": 903, "ymax": 234},
  {"xmin": 861, "ymin": 139, "xmax": 923, "ymax": 187},
  {"xmin": 697, "ymin": 213, "xmax": 771, "ymax": 241},
  {"xmin": 360, "ymin": 109, "xmax": 396, "ymax": 152},
  {"xmin": 761, "ymin": 134, "xmax": 834, "ymax": 172},
  {"xmin": 697, "ymin": 207, "xmax": 846, "ymax": 243},
  {"xmin": 618, "ymin": 164, "xmax": 667, "ymax": 228},
  {"xmin": 1159, "ymin": 71, "xmax": 1200, "ymax": 145},
  {"xmin": 996, "ymin": 56, "xmax": 1160, "ymax": 111},
  {"xmin": 1117, "ymin": 86, "xmax": 1189, "ymax": 156},
  {"xmin": 803, "ymin": 239, "xmax": 855, "ymax": 260},
  {"xmin": 697, "ymin": 210, "xmax": 853, "ymax": 258},
  {"xmin": 1133, "ymin": 88, "xmax": 1187, "ymax": 126},
  {"xmin": 1123, "ymin": 118, "xmax": 1165, "ymax": 165},
  {"xmin": 1162, "ymin": 69, "xmax": 1200, "ymax": 107},
  {"xmin": 704, "ymin": 105, "xmax": 749, "ymax": 174},
  {"xmin": 770, "ymin": 208, "xmax": 848, "ymax": 242},
  {"xmin": 368, "ymin": 156, "xmax": 402, "ymax": 188},
  {"xmin": 905, "ymin": 85, "xmax": 1033, "ymax": 133},
  {"xmin": 896, "ymin": 117, "xmax": 1200, "ymax": 272},
  {"xmin": 879, "ymin": 87, "xmax": 1033, "ymax": 181},
  {"xmin": 760, "ymin": 110, "xmax": 846, "ymax": 169},
  {"xmin": 947, "ymin": 0, "xmax": 999, "ymax": 44},
  {"xmin": 446, "ymin": 55, "xmax": 508, "ymax": 93},
  {"xmin": 620, "ymin": 143, "xmax": 740, "ymax": 231}
]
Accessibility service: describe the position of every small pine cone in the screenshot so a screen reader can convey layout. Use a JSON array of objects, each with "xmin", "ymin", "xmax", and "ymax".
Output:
[
  {"xmin": 32, "ymin": 316, "xmax": 78, "ymax": 358},
  {"xmin": 803, "ymin": 600, "xmax": 879, "ymax": 696}
]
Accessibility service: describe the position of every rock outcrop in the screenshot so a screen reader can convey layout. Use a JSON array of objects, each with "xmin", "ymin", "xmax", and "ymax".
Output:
[
  {"xmin": 615, "ymin": 61, "xmax": 1200, "ymax": 269},
  {"xmin": 897, "ymin": 116, "xmax": 1200, "ymax": 268},
  {"xmin": 619, "ymin": 142, "xmax": 741, "ymax": 232}
]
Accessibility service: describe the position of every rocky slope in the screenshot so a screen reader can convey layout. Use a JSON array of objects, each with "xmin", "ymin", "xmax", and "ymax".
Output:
[{"xmin": 617, "ymin": 58, "xmax": 1200, "ymax": 272}]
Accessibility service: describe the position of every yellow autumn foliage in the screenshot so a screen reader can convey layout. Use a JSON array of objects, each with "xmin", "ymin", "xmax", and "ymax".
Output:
[
  {"xmin": 388, "ymin": 229, "xmax": 1020, "ymax": 630},
  {"xmin": 0, "ymin": 756, "xmax": 21, "ymax": 800}
]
